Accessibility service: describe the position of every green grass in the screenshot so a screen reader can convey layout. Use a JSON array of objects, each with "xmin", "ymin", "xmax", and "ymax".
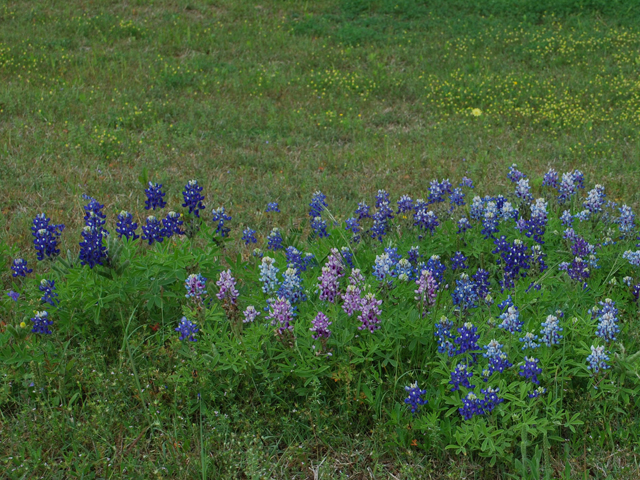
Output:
[{"xmin": 4, "ymin": 0, "xmax": 640, "ymax": 477}]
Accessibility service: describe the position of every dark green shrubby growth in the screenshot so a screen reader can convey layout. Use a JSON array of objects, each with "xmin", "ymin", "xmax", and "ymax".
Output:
[{"xmin": 3, "ymin": 167, "xmax": 640, "ymax": 477}]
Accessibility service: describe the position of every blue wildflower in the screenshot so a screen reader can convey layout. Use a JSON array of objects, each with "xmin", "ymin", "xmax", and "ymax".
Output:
[
  {"xmin": 449, "ymin": 363, "xmax": 474, "ymax": 392},
  {"xmin": 519, "ymin": 357, "xmax": 542, "ymax": 384},
  {"xmin": 309, "ymin": 191, "xmax": 328, "ymax": 219},
  {"xmin": 404, "ymin": 382, "xmax": 428, "ymax": 415},
  {"xmin": 144, "ymin": 182, "xmax": 167, "ymax": 210},
  {"xmin": 182, "ymin": 180, "xmax": 205, "ymax": 217},
  {"xmin": 141, "ymin": 216, "xmax": 165, "ymax": 245},
  {"xmin": 162, "ymin": 211, "xmax": 184, "ymax": 237},
  {"xmin": 311, "ymin": 216, "xmax": 329, "ymax": 238},
  {"xmin": 540, "ymin": 314, "xmax": 563, "ymax": 346},
  {"xmin": 266, "ymin": 202, "xmax": 280, "ymax": 213},
  {"xmin": 39, "ymin": 279, "xmax": 58, "ymax": 306},
  {"xmin": 31, "ymin": 311, "xmax": 53, "ymax": 334},
  {"xmin": 587, "ymin": 345, "xmax": 610, "ymax": 375},
  {"xmin": 175, "ymin": 316, "xmax": 198, "ymax": 342},
  {"xmin": 211, "ymin": 207, "xmax": 232, "ymax": 237},
  {"xmin": 259, "ymin": 256, "xmax": 280, "ymax": 295},
  {"xmin": 396, "ymin": 195, "xmax": 413, "ymax": 214},
  {"xmin": 79, "ymin": 227, "xmax": 109, "ymax": 268},
  {"xmin": 267, "ymin": 228, "xmax": 284, "ymax": 251},
  {"xmin": 242, "ymin": 227, "xmax": 257, "ymax": 245},
  {"xmin": 32, "ymin": 214, "xmax": 65, "ymax": 260},
  {"xmin": 116, "ymin": 211, "xmax": 139, "ymax": 240},
  {"xmin": 11, "ymin": 258, "xmax": 33, "ymax": 277}
]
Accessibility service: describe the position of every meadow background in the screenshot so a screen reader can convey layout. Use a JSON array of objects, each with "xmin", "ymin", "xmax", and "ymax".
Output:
[{"xmin": 3, "ymin": 0, "xmax": 640, "ymax": 478}]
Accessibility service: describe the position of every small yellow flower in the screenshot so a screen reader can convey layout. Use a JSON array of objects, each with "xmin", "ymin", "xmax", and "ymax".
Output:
[
  {"xmin": 20, "ymin": 322, "xmax": 26, "ymax": 328},
  {"xmin": 471, "ymin": 108, "xmax": 482, "ymax": 117}
]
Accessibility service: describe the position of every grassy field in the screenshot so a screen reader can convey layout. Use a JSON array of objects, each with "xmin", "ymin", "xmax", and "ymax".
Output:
[{"xmin": 4, "ymin": 0, "xmax": 640, "ymax": 477}]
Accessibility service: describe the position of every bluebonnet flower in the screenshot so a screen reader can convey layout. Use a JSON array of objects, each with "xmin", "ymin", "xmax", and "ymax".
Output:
[
  {"xmin": 592, "ymin": 298, "xmax": 620, "ymax": 343},
  {"xmin": 212, "ymin": 207, "xmax": 232, "ymax": 237},
  {"xmin": 559, "ymin": 257, "xmax": 590, "ymax": 287},
  {"xmin": 83, "ymin": 196, "xmax": 107, "ymax": 229},
  {"xmin": 617, "ymin": 205, "xmax": 635, "ymax": 236},
  {"xmin": 472, "ymin": 269, "xmax": 491, "ymax": 302},
  {"xmin": 340, "ymin": 247, "xmax": 354, "ymax": 269},
  {"xmin": 414, "ymin": 207, "xmax": 439, "ymax": 235},
  {"xmin": 481, "ymin": 201, "xmax": 499, "ymax": 238},
  {"xmin": 266, "ymin": 228, "xmax": 284, "ymax": 251},
  {"xmin": 540, "ymin": 315, "xmax": 563, "ymax": 346},
  {"xmin": 371, "ymin": 199, "xmax": 394, "ymax": 241},
  {"xmin": 452, "ymin": 273, "xmax": 478, "ymax": 310},
  {"xmin": 522, "ymin": 198, "xmax": 548, "ymax": 244},
  {"xmin": 242, "ymin": 227, "xmax": 257, "ymax": 245},
  {"xmin": 434, "ymin": 316, "xmax": 455, "ymax": 356},
  {"xmin": 342, "ymin": 284, "xmax": 362, "ymax": 316},
  {"xmin": 451, "ymin": 251, "xmax": 468, "ymax": 270},
  {"xmin": 309, "ymin": 191, "xmax": 328, "ymax": 219},
  {"xmin": 317, "ymin": 249, "xmax": 344, "ymax": 303},
  {"xmin": 182, "ymin": 180, "xmax": 205, "ymax": 217},
  {"xmin": 587, "ymin": 345, "xmax": 610, "ymax": 375},
  {"xmin": 253, "ymin": 248, "xmax": 263, "ymax": 258},
  {"xmin": 493, "ymin": 237, "xmax": 532, "ymax": 290},
  {"xmin": 32, "ymin": 214, "xmax": 65, "ymax": 260},
  {"xmin": 483, "ymin": 339, "xmax": 512, "ymax": 375},
  {"xmin": 560, "ymin": 210, "xmax": 574, "ymax": 227},
  {"xmin": 623, "ymin": 276, "xmax": 634, "ymax": 287},
  {"xmin": 267, "ymin": 296, "xmax": 295, "ymax": 335},
  {"xmin": 310, "ymin": 311, "xmax": 332, "ymax": 339},
  {"xmin": 450, "ymin": 363, "xmax": 474, "ymax": 391},
  {"xmin": 498, "ymin": 304, "xmax": 523, "ymax": 334},
  {"xmin": 460, "ymin": 176, "xmax": 474, "ymax": 188},
  {"xmin": 79, "ymin": 227, "xmax": 109, "ymax": 268},
  {"xmin": 519, "ymin": 332, "xmax": 540, "ymax": 350},
  {"xmin": 407, "ymin": 246, "xmax": 421, "ymax": 267},
  {"xmin": 459, "ymin": 392, "xmax": 484, "ymax": 420},
  {"xmin": 507, "ymin": 163, "xmax": 526, "ymax": 183},
  {"xmin": 404, "ymin": 382, "xmax": 428, "ymax": 415},
  {"xmin": 11, "ymin": 258, "xmax": 33, "ymax": 277},
  {"xmin": 144, "ymin": 182, "xmax": 166, "ymax": 210},
  {"xmin": 529, "ymin": 387, "xmax": 547, "ymax": 399},
  {"xmin": 395, "ymin": 259, "xmax": 412, "ymax": 281},
  {"xmin": 185, "ymin": 274, "xmax": 207, "ymax": 301},
  {"xmin": 373, "ymin": 253, "xmax": 395, "ymax": 281},
  {"xmin": 481, "ymin": 386, "xmax": 504, "ymax": 413},
  {"xmin": 457, "ymin": 217, "xmax": 472, "ymax": 234},
  {"xmin": 39, "ymin": 279, "xmax": 58, "ymax": 306},
  {"xmin": 449, "ymin": 188, "xmax": 465, "ymax": 209},
  {"xmin": 285, "ymin": 246, "xmax": 316, "ymax": 273},
  {"xmin": 396, "ymin": 195, "xmax": 413, "ymax": 214},
  {"xmin": 573, "ymin": 170, "xmax": 585, "ymax": 189},
  {"xmin": 162, "ymin": 211, "xmax": 184, "ymax": 237},
  {"xmin": 542, "ymin": 168, "xmax": 558, "ymax": 188},
  {"xmin": 355, "ymin": 202, "xmax": 371, "ymax": 220},
  {"xmin": 266, "ymin": 202, "xmax": 280, "ymax": 213},
  {"xmin": 583, "ymin": 185, "xmax": 606, "ymax": 216},
  {"xmin": 415, "ymin": 269, "xmax": 437, "ymax": 309},
  {"xmin": 259, "ymin": 257, "xmax": 280, "ymax": 295},
  {"xmin": 428, "ymin": 179, "xmax": 452, "ymax": 204},
  {"xmin": 311, "ymin": 216, "xmax": 329, "ymax": 238},
  {"xmin": 116, "ymin": 211, "xmax": 139, "ymax": 240},
  {"xmin": 31, "ymin": 311, "xmax": 53, "ymax": 335},
  {"xmin": 7, "ymin": 291, "xmax": 19, "ymax": 302},
  {"xmin": 175, "ymin": 317, "xmax": 198, "ymax": 341},
  {"xmin": 278, "ymin": 267, "xmax": 306, "ymax": 304},
  {"xmin": 557, "ymin": 171, "xmax": 579, "ymax": 204},
  {"xmin": 358, "ymin": 292, "xmax": 382, "ymax": 333},
  {"xmin": 141, "ymin": 216, "xmax": 165, "ymax": 245},
  {"xmin": 375, "ymin": 189, "xmax": 390, "ymax": 207},
  {"xmin": 454, "ymin": 322, "xmax": 480, "ymax": 355},
  {"xmin": 216, "ymin": 270, "xmax": 239, "ymax": 305},
  {"xmin": 243, "ymin": 306, "xmax": 260, "ymax": 323},
  {"xmin": 623, "ymin": 250, "xmax": 640, "ymax": 267},
  {"xmin": 500, "ymin": 201, "xmax": 517, "ymax": 222},
  {"xmin": 515, "ymin": 178, "xmax": 533, "ymax": 202},
  {"xmin": 345, "ymin": 217, "xmax": 361, "ymax": 242},
  {"xmin": 425, "ymin": 255, "xmax": 446, "ymax": 285},
  {"xmin": 519, "ymin": 357, "xmax": 542, "ymax": 384},
  {"xmin": 470, "ymin": 196, "xmax": 484, "ymax": 220}
]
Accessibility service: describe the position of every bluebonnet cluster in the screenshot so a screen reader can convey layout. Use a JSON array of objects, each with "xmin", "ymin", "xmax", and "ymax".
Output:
[
  {"xmin": 395, "ymin": 259, "xmax": 413, "ymax": 281},
  {"xmin": 340, "ymin": 247, "xmax": 354, "ymax": 269},
  {"xmin": 142, "ymin": 216, "xmax": 165, "ymax": 245},
  {"xmin": 507, "ymin": 164, "xmax": 526, "ymax": 183},
  {"xmin": 434, "ymin": 316, "xmax": 455, "ymax": 355},
  {"xmin": 39, "ymin": 279, "xmax": 58, "ymax": 306},
  {"xmin": 413, "ymin": 203, "xmax": 439, "ymax": 235},
  {"xmin": 373, "ymin": 252, "xmax": 395, "ymax": 281},
  {"xmin": 7, "ymin": 291, "xmax": 19, "ymax": 301},
  {"xmin": 460, "ymin": 176, "xmax": 474, "ymax": 188},
  {"xmin": 481, "ymin": 201, "xmax": 499, "ymax": 238},
  {"xmin": 404, "ymin": 382, "xmax": 428, "ymax": 415},
  {"xmin": 259, "ymin": 257, "xmax": 280, "ymax": 295},
  {"xmin": 451, "ymin": 251, "xmax": 468, "ymax": 270},
  {"xmin": 358, "ymin": 292, "xmax": 382, "ymax": 333},
  {"xmin": 515, "ymin": 179, "xmax": 533, "ymax": 202},
  {"xmin": 407, "ymin": 246, "xmax": 421, "ymax": 267},
  {"xmin": 266, "ymin": 296, "xmax": 295, "ymax": 335},
  {"xmin": 425, "ymin": 255, "xmax": 446, "ymax": 285},
  {"xmin": 285, "ymin": 246, "xmax": 315, "ymax": 272},
  {"xmin": 11, "ymin": 258, "xmax": 33, "ymax": 277},
  {"xmin": 518, "ymin": 198, "xmax": 548, "ymax": 244},
  {"xmin": 32, "ymin": 213, "xmax": 65, "ymax": 260},
  {"xmin": 415, "ymin": 269, "xmax": 437, "ymax": 311},
  {"xmin": 577, "ymin": 185, "xmax": 606, "ymax": 220},
  {"xmin": 428, "ymin": 179, "xmax": 452, "ymax": 204},
  {"xmin": 185, "ymin": 273, "xmax": 207, "ymax": 302},
  {"xmin": 529, "ymin": 387, "xmax": 547, "ymax": 399},
  {"xmin": 560, "ymin": 210, "xmax": 574, "ymax": 226},
  {"xmin": 459, "ymin": 388, "xmax": 503, "ymax": 420},
  {"xmin": 243, "ymin": 305, "xmax": 260, "ymax": 323},
  {"xmin": 317, "ymin": 249, "xmax": 345, "ymax": 303},
  {"xmin": 145, "ymin": 182, "xmax": 166, "ymax": 210},
  {"xmin": 31, "ymin": 311, "xmax": 53, "ymax": 335},
  {"xmin": 79, "ymin": 197, "xmax": 109, "ymax": 268},
  {"xmin": 175, "ymin": 317, "xmax": 198, "ymax": 342},
  {"xmin": 472, "ymin": 269, "xmax": 491, "ymax": 303},
  {"xmin": 482, "ymin": 339, "xmax": 512, "ymax": 378},
  {"xmin": 591, "ymin": 298, "xmax": 620, "ymax": 343},
  {"xmin": 498, "ymin": 298, "xmax": 523, "ymax": 333},
  {"xmin": 449, "ymin": 188, "xmax": 465, "ymax": 209},
  {"xmin": 623, "ymin": 250, "xmax": 640, "ymax": 267},
  {"xmin": 540, "ymin": 314, "xmax": 563, "ymax": 346},
  {"xmin": 542, "ymin": 168, "xmax": 558, "ymax": 188},
  {"xmin": 396, "ymin": 195, "xmax": 413, "ymax": 214},
  {"xmin": 519, "ymin": 332, "xmax": 540, "ymax": 350},
  {"xmin": 242, "ymin": 227, "xmax": 257, "ymax": 245},
  {"xmin": 182, "ymin": 180, "xmax": 205, "ymax": 217},
  {"xmin": 342, "ymin": 283, "xmax": 363, "ymax": 316},
  {"xmin": 371, "ymin": 190, "xmax": 394, "ymax": 241},
  {"xmin": 451, "ymin": 273, "xmax": 478, "ymax": 311},
  {"xmin": 309, "ymin": 191, "xmax": 328, "ymax": 219},
  {"xmin": 83, "ymin": 196, "xmax": 107, "ymax": 228},
  {"xmin": 266, "ymin": 202, "xmax": 280, "ymax": 213},
  {"xmin": 163, "ymin": 211, "xmax": 184, "ymax": 237},
  {"xmin": 116, "ymin": 211, "xmax": 139, "ymax": 240},
  {"xmin": 311, "ymin": 216, "xmax": 329, "ymax": 238},
  {"xmin": 216, "ymin": 270, "xmax": 239, "ymax": 305},
  {"xmin": 310, "ymin": 311, "xmax": 332, "ymax": 340},
  {"xmin": 450, "ymin": 363, "xmax": 474, "ymax": 391},
  {"xmin": 355, "ymin": 202, "xmax": 371, "ymax": 220},
  {"xmin": 278, "ymin": 267, "xmax": 306, "ymax": 304},
  {"xmin": 345, "ymin": 217, "xmax": 361, "ymax": 243},
  {"xmin": 212, "ymin": 207, "xmax": 232, "ymax": 237},
  {"xmin": 519, "ymin": 357, "xmax": 542, "ymax": 384},
  {"xmin": 557, "ymin": 170, "xmax": 585, "ymax": 204},
  {"xmin": 617, "ymin": 204, "xmax": 636, "ymax": 236},
  {"xmin": 454, "ymin": 322, "xmax": 480, "ymax": 355},
  {"xmin": 457, "ymin": 217, "xmax": 472, "ymax": 234},
  {"xmin": 493, "ymin": 237, "xmax": 532, "ymax": 290},
  {"xmin": 267, "ymin": 228, "xmax": 284, "ymax": 251},
  {"xmin": 559, "ymin": 257, "xmax": 590, "ymax": 287},
  {"xmin": 587, "ymin": 345, "xmax": 610, "ymax": 375}
]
